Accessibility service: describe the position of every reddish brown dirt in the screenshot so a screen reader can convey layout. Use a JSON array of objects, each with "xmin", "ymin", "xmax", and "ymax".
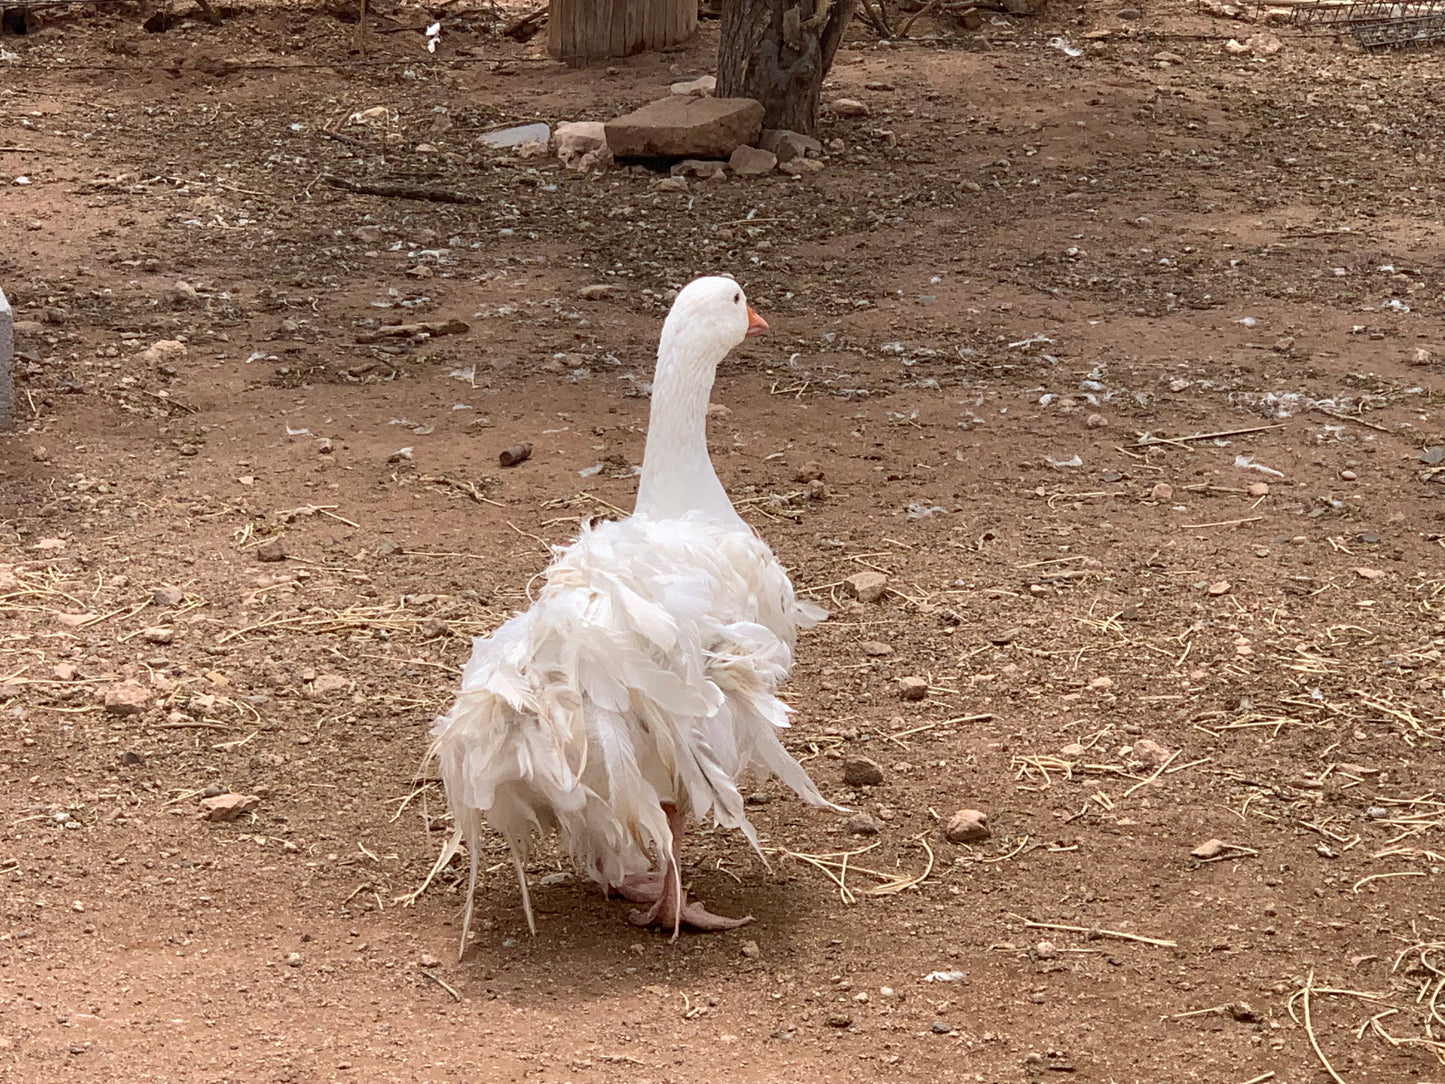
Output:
[{"xmin": 2, "ymin": 3, "xmax": 1445, "ymax": 1082}]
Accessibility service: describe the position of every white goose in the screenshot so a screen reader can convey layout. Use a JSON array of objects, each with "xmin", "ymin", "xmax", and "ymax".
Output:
[{"xmin": 427, "ymin": 276, "xmax": 839, "ymax": 942}]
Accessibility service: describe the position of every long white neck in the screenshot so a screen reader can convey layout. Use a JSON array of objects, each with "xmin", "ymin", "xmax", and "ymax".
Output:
[{"xmin": 634, "ymin": 330, "xmax": 742, "ymax": 526}]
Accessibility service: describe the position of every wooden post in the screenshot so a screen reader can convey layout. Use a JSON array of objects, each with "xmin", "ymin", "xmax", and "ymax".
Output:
[{"xmin": 548, "ymin": 0, "xmax": 698, "ymax": 65}]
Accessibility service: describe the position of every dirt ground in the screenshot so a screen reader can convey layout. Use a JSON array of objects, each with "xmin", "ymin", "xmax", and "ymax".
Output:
[{"xmin": 2, "ymin": 1, "xmax": 1445, "ymax": 1081}]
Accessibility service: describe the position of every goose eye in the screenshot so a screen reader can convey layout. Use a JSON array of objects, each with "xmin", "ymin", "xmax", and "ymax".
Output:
[{"xmin": 733, "ymin": 292, "xmax": 740, "ymax": 303}]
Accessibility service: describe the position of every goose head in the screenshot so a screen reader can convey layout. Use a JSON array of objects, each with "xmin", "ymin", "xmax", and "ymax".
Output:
[{"xmin": 656, "ymin": 276, "xmax": 768, "ymax": 376}]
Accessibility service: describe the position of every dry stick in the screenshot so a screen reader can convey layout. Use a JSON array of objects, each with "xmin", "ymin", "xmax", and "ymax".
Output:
[
  {"xmin": 420, "ymin": 969, "xmax": 462, "ymax": 1001},
  {"xmin": 1180, "ymin": 516, "xmax": 1265, "ymax": 530},
  {"xmin": 1313, "ymin": 405, "xmax": 1390, "ymax": 433},
  {"xmin": 1122, "ymin": 749, "xmax": 1182, "ymax": 799},
  {"xmin": 1297, "ymin": 970, "xmax": 1347, "ymax": 1084},
  {"xmin": 1352, "ymin": 870, "xmax": 1427, "ymax": 893},
  {"xmin": 321, "ymin": 175, "xmax": 487, "ymax": 204},
  {"xmin": 1236, "ymin": 1074, "xmax": 1276, "ymax": 1084},
  {"xmin": 1014, "ymin": 915, "xmax": 1177, "ymax": 947},
  {"xmin": 1131, "ymin": 423, "xmax": 1286, "ymax": 448}
]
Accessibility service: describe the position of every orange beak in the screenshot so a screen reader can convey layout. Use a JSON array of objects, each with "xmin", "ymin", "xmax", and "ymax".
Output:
[{"xmin": 745, "ymin": 306, "xmax": 769, "ymax": 338}]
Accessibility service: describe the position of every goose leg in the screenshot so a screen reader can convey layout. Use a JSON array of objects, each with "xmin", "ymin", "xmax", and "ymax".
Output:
[
  {"xmin": 608, "ymin": 871, "xmax": 667, "ymax": 904},
  {"xmin": 626, "ymin": 804, "xmax": 754, "ymax": 934}
]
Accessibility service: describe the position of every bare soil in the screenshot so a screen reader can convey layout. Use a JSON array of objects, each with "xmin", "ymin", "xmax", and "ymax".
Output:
[{"xmin": 2, "ymin": 3, "xmax": 1445, "ymax": 1082}]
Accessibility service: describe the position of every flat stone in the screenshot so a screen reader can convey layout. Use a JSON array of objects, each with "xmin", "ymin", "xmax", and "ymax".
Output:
[
  {"xmin": 605, "ymin": 97, "xmax": 764, "ymax": 160},
  {"xmin": 138, "ymin": 339, "xmax": 187, "ymax": 366},
  {"xmin": 842, "ymin": 756, "xmax": 885, "ymax": 787},
  {"xmin": 898, "ymin": 676, "xmax": 929, "ymax": 701},
  {"xmin": 0, "ymin": 286, "xmax": 12, "ymax": 430},
  {"xmin": 1132, "ymin": 737, "xmax": 1172, "ymax": 768},
  {"xmin": 844, "ymin": 812, "xmax": 883, "ymax": 835},
  {"xmin": 1191, "ymin": 838, "xmax": 1227, "ymax": 859},
  {"xmin": 944, "ymin": 808, "xmax": 990, "ymax": 843},
  {"xmin": 669, "ymin": 75, "xmax": 716, "ymax": 96},
  {"xmin": 104, "ymin": 683, "xmax": 150, "ymax": 716},
  {"xmin": 860, "ymin": 640, "xmax": 893, "ymax": 657},
  {"xmin": 200, "ymin": 793, "xmax": 261, "ymax": 822},
  {"xmin": 310, "ymin": 673, "xmax": 350, "ymax": 696},
  {"xmin": 728, "ymin": 145, "xmax": 777, "ymax": 176},
  {"xmin": 480, "ymin": 122, "xmax": 550, "ymax": 149},
  {"xmin": 830, "ymin": 98, "xmax": 870, "ymax": 118},
  {"xmin": 842, "ymin": 570, "xmax": 889, "ymax": 603},
  {"xmin": 140, "ymin": 626, "xmax": 174, "ymax": 644},
  {"xmin": 152, "ymin": 584, "xmax": 185, "ymax": 607},
  {"xmin": 255, "ymin": 539, "xmax": 287, "ymax": 563}
]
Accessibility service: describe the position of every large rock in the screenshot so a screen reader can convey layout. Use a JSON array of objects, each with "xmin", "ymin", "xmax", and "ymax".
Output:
[
  {"xmin": 605, "ymin": 97, "xmax": 764, "ymax": 160},
  {"xmin": 728, "ymin": 145, "xmax": 777, "ymax": 176},
  {"xmin": 761, "ymin": 129, "xmax": 823, "ymax": 163}
]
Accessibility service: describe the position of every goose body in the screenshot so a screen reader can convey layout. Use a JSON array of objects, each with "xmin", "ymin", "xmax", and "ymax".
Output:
[{"xmin": 427, "ymin": 277, "xmax": 837, "ymax": 940}]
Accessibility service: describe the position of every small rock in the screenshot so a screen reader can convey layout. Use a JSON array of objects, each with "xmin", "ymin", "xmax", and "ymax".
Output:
[
  {"xmin": 897, "ymin": 676, "xmax": 929, "ymax": 701},
  {"xmin": 1191, "ymin": 838, "xmax": 1227, "ymax": 860},
  {"xmin": 418, "ymin": 953, "xmax": 441, "ymax": 968},
  {"xmin": 1117, "ymin": 5, "xmax": 1141, "ymax": 16},
  {"xmin": 1245, "ymin": 31, "xmax": 1282, "ymax": 55},
  {"xmin": 317, "ymin": 437, "xmax": 334, "ymax": 455},
  {"xmin": 499, "ymin": 442, "xmax": 533, "ymax": 467},
  {"xmin": 255, "ymin": 539, "xmax": 287, "ymax": 563},
  {"xmin": 177, "ymin": 443, "xmax": 200, "ymax": 457},
  {"xmin": 1412, "ymin": 347, "xmax": 1434, "ymax": 366},
  {"xmin": 1354, "ymin": 567, "xmax": 1385, "ymax": 581},
  {"xmin": 654, "ymin": 175, "xmax": 689, "ymax": 192},
  {"xmin": 153, "ymin": 584, "xmax": 185, "ymax": 607},
  {"xmin": 860, "ymin": 640, "xmax": 893, "ymax": 657},
  {"xmin": 284, "ymin": 951, "xmax": 303, "ymax": 967},
  {"xmin": 845, "ymin": 812, "xmax": 883, "ymax": 835},
  {"xmin": 989, "ymin": 626, "xmax": 1021, "ymax": 645},
  {"xmin": 728, "ymin": 144, "xmax": 778, "ymax": 177},
  {"xmin": 669, "ymin": 74, "xmax": 716, "ymax": 97},
  {"xmin": 931, "ymin": 1021, "xmax": 952, "ymax": 1034},
  {"xmin": 354, "ymin": 225, "xmax": 383, "ymax": 243},
  {"xmin": 944, "ymin": 809, "xmax": 990, "ymax": 843},
  {"xmin": 1060, "ymin": 742, "xmax": 1087, "ymax": 758},
  {"xmin": 140, "ymin": 626, "xmax": 174, "ymax": 644},
  {"xmin": 103, "ymin": 683, "xmax": 150, "ymax": 716},
  {"xmin": 842, "ymin": 756, "xmax": 885, "ymax": 787},
  {"xmin": 139, "ymin": 339, "xmax": 188, "ymax": 366},
  {"xmin": 1086, "ymin": 413, "xmax": 1109, "ymax": 429},
  {"xmin": 830, "ymin": 98, "xmax": 870, "ymax": 118},
  {"xmin": 1228, "ymin": 1001, "xmax": 1259, "ymax": 1022},
  {"xmin": 311, "ymin": 673, "xmax": 350, "ymax": 696},
  {"xmin": 794, "ymin": 460, "xmax": 825, "ymax": 482},
  {"xmin": 1150, "ymin": 482, "xmax": 1173, "ymax": 502},
  {"xmin": 760, "ymin": 128, "xmax": 823, "ymax": 162},
  {"xmin": 740, "ymin": 939, "xmax": 761, "ymax": 959},
  {"xmin": 706, "ymin": 403, "xmax": 732, "ymax": 420},
  {"xmin": 555, "ymin": 121, "xmax": 611, "ymax": 170},
  {"xmin": 1034, "ymin": 940, "xmax": 1059, "ymax": 960},
  {"xmin": 1089, "ymin": 676, "xmax": 1114, "ymax": 691},
  {"xmin": 54, "ymin": 663, "xmax": 77, "ymax": 681},
  {"xmin": 579, "ymin": 283, "xmax": 623, "ymax": 300},
  {"xmin": 1207, "ymin": 580, "xmax": 1231, "ymax": 596},
  {"xmin": 842, "ymin": 570, "xmax": 889, "ymax": 603},
  {"xmin": 1247, "ymin": 481, "xmax": 1270, "ymax": 497},
  {"xmin": 1132, "ymin": 737, "xmax": 1172, "ymax": 768},
  {"xmin": 1339, "ymin": 469, "xmax": 1357, "ymax": 481},
  {"xmin": 1224, "ymin": 37, "xmax": 1250, "ymax": 54},
  {"xmin": 200, "ymin": 793, "xmax": 261, "ymax": 822},
  {"xmin": 376, "ymin": 538, "xmax": 403, "ymax": 558}
]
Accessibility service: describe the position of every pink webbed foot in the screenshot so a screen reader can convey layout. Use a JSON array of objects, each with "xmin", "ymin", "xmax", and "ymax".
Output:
[
  {"xmin": 607, "ymin": 872, "xmax": 667, "ymax": 904},
  {"xmin": 628, "ymin": 897, "xmax": 755, "ymax": 933}
]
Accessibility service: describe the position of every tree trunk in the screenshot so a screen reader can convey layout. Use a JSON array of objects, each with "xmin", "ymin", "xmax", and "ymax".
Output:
[
  {"xmin": 549, "ymin": 0, "xmax": 698, "ymax": 66},
  {"xmin": 716, "ymin": 0, "xmax": 858, "ymax": 136}
]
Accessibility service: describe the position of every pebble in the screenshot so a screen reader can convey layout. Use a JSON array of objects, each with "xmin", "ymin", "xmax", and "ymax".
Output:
[
  {"xmin": 944, "ymin": 808, "xmax": 990, "ymax": 843},
  {"xmin": 1117, "ymin": 5, "xmax": 1141, "ymax": 16},
  {"xmin": 671, "ymin": 158, "xmax": 727, "ymax": 180},
  {"xmin": 1248, "ymin": 481, "xmax": 1270, "ymax": 497},
  {"xmin": 1060, "ymin": 742, "xmax": 1086, "ymax": 758},
  {"xmin": 830, "ymin": 98, "xmax": 870, "ymax": 118},
  {"xmin": 255, "ymin": 539, "xmax": 287, "ymax": 563},
  {"xmin": 826, "ymin": 1012, "xmax": 853, "ymax": 1028},
  {"xmin": 354, "ymin": 225, "xmax": 383, "ymax": 243},
  {"xmin": 931, "ymin": 1021, "xmax": 952, "ymax": 1034},
  {"xmin": 1085, "ymin": 413, "xmax": 1109, "ymax": 429},
  {"xmin": 989, "ymin": 626, "xmax": 1020, "ymax": 645},
  {"xmin": 860, "ymin": 640, "xmax": 893, "ymax": 657},
  {"xmin": 740, "ymin": 939, "xmax": 761, "ymax": 959},
  {"xmin": 54, "ymin": 663, "xmax": 77, "ymax": 681},
  {"xmin": 578, "ymin": 283, "xmax": 623, "ymax": 300},
  {"xmin": 200, "ymin": 793, "xmax": 261, "ymax": 822},
  {"xmin": 728, "ymin": 145, "xmax": 778, "ymax": 177},
  {"xmin": 1412, "ymin": 347, "xmax": 1434, "ymax": 366},
  {"xmin": 1229, "ymin": 1001, "xmax": 1260, "ymax": 1022},
  {"xmin": 1191, "ymin": 838, "xmax": 1227, "ymax": 859},
  {"xmin": 842, "ymin": 756, "xmax": 885, "ymax": 787},
  {"xmin": 499, "ymin": 442, "xmax": 533, "ymax": 467},
  {"xmin": 1132, "ymin": 737, "xmax": 1172, "ymax": 768},
  {"xmin": 140, "ymin": 626, "xmax": 174, "ymax": 644},
  {"xmin": 139, "ymin": 339, "xmax": 188, "ymax": 366},
  {"xmin": 418, "ymin": 953, "xmax": 440, "ymax": 968},
  {"xmin": 1207, "ymin": 580, "xmax": 1231, "ymax": 596},
  {"xmin": 845, "ymin": 812, "xmax": 882, "ymax": 835},
  {"xmin": 1354, "ymin": 567, "xmax": 1385, "ymax": 580},
  {"xmin": 284, "ymin": 952, "xmax": 302, "ymax": 967},
  {"xmin": 1034, "ymin": 940, "xmax": 1059, "ymax": 960},
  {"xmin": 842, "ymin": 570, "xmax": 889, "ymax": 603},
  {"xmin": 1340, "ymin": 469, "xmax": 1357, "ymax": 481},
  {"xmin": 1150, "ymin": 482, "xmax": 1173, "ymax": 502},
  {"xmin": 103, "ymin": 683, "xmax": 150, "ymax": 716},
  {"xmin": 897, "ymin": 675, "xmax": 929, "ymax": 701}
]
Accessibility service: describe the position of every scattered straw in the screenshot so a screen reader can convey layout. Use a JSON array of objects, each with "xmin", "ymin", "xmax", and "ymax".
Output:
[{"xmin": 1011, "ymin": 914, "xmax": 1176, "ymax": 948}]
